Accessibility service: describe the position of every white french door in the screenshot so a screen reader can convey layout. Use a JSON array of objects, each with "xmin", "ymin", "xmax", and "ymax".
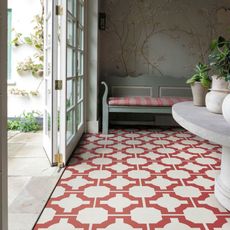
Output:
[
  {"xmin": 59, "ymin": 0, "xmax": 85, "ymax": 164},
  {"xmin": 43, "ymin": 0, "xmax": 85, "ymax": 166},
  {"xmin": 43, "ymin": 0, "xmax": 58, "ymax": 165}
]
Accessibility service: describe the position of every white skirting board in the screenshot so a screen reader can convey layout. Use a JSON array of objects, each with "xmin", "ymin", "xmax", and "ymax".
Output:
[{"xmin": 87, "ymin": 120, "xmax": 99, "ymax": 133}]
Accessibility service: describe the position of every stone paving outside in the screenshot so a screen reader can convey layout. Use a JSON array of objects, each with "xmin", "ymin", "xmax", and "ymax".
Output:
[{"xmin": 8, "ymin": 131, "xmax": 63, "ymax": 230}]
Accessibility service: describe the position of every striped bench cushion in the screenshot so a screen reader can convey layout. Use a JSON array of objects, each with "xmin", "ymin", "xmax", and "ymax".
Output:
[{"xmin": 108, "ymin": 96, "xmax": 191, "ymax": 107}]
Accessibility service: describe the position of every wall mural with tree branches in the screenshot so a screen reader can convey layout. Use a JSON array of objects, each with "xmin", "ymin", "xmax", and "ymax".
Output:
[{"xmin": 100, "ymin": 0, "xmax": 230, "ymax": 79}]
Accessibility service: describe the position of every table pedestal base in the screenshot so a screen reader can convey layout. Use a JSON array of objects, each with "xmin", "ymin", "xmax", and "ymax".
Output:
[{"xmin": 215, "ymin": 146, "xmax": 230, "ymax": 211}]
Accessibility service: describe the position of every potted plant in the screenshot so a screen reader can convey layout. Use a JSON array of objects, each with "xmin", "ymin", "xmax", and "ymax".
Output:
[
  {"xmin": 206, "ymin": 36, "xmax": 230, "ymax": 114},
  {"xmin": 209, "ymin": 36, "xmax": 230, "ymax": 82},
  {"xmin": 186, "ymin": 62, "xmax": 211, "ymax": 106}
]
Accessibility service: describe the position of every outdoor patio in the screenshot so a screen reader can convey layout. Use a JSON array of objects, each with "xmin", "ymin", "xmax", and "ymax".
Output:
[{"xmin": 8, "ymin": 131, "xmax": 64, "ymax": 230}]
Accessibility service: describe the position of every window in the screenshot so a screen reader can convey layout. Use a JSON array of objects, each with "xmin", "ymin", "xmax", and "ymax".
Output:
[{"xmin": 7, "ymin": 9, "xmax": 12, "ymax": 82}]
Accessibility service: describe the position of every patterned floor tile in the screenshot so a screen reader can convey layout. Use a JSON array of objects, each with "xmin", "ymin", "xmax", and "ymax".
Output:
[{"xmin": 34, "ymin": 128, "xmax": 230, "ymax": 230}]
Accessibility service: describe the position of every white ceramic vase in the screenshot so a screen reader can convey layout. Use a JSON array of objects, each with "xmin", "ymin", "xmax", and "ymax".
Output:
[
  {"xmin": 205, "ymin": 76, "xmax": 230, "ymax": 114},
  {"xmin": 206, "ymin": 90, "xmax": 229, "ymax": 114},
  {"xmin": 191, "ymin": 82, "xmax": 208, "ymax": 106},
  {"xmin": 222, "ymin": 94, "xmax": 230, "ymax": 124}
]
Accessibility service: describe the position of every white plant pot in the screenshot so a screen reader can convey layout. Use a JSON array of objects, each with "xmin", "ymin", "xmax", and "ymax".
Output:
[
  {"xmin": 191, "ymin": 82, "xmax": 208, "ymax": 106},
  {"xmin": 205, "ymin": 90, "xmax": 229, "ymax": 114},
  {"xmin": 222, "ymin": 94, "xmax": 230, "ymax": 124},
  {"xmin": 211, "ymin": 75, "xmax": 229, "ymax": 91}
]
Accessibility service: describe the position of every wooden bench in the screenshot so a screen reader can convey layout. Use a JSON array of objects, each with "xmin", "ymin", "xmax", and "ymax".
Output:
[{"xmin": 101, "ymin": 75, "xmax": 192, "ymax": 134}]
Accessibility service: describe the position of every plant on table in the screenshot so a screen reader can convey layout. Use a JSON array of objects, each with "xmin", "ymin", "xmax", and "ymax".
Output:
[
  {"xmin": 209, "ymin": 36, "xmax": 230, "ymax": 121},
  {"xmin": 209, "ymin": 36, "xmax": 230, "ymax": 81},
  {"xmin": 186, "ymin": 63, "xmax": 211, "ymax": 89},
  {"xmin": 186, "ymin": 62, "xmax": 211, "ymax": 106},
  {"xmin": 206, "ymin": 36, "xmax": 230, "ymax": 114}
]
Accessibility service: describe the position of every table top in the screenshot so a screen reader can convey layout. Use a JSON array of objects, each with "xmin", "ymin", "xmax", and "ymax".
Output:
[{"xmin": 172, "ymin": 101, "xmax": 230, "ymax": 147}]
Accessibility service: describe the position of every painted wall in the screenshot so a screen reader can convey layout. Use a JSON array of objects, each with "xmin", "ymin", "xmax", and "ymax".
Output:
[
  {"xmin": 86, "ymin": 0, "xmax": 100, "ymax": 133},
  {"xmin": 100, "ymin": 0, "xmax": 230, "ymax": 80},
  {"xmin": 8, "ymin": 0, "xmax": 44, "ymax": 117}
]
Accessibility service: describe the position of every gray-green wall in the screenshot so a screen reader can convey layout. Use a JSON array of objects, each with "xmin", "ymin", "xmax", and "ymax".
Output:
[{"xmin": 100, "ymin": 0, "xmax": 230, "ymax": 79}]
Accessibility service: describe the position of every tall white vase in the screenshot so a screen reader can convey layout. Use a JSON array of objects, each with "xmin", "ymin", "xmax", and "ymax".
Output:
[
  {"xmin": 222, "ymin": 94, "xmax": 230, "ymax": 124},
  {"xmin": 205, "ymin": 76, "xmax": 230, "ymax": 114}
]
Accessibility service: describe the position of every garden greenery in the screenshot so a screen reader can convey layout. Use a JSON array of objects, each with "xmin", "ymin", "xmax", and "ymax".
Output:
[{"xmin": 8, "ymin": 111, "xmax": 41, "ymax": 132}]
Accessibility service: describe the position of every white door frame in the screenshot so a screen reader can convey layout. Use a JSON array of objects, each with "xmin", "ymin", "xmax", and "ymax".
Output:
[
  {"xmin": 0, "ymin": 0, "xmax": 8, "ymax": 228},
  {"xmin": 43, "ymin": 0, "xmax": 59, "ymax": 165}
]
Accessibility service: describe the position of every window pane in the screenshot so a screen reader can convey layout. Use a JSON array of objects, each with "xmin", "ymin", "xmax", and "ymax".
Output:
[
  {"xmin": 46, "ymin": 48, "xmax": 51, "ymax": 76},
  {"xmin": 67, "ymin": 17, "xmax": 76, "ymax": 47},
  {"xmin": 67, "ymin": 48, "xmax": 73, "ymax": 77},
  {"xmin": 77, "ymin": 51, "xmax": 83, "ymax": 76},
  {"xmin": 47, "ymin": 18, "xmax": 52, "ymax": 47},
  {"xmin": 68, "ymin": 0, "xmax": 77, "ymax": 16},
  {"xmin": 67, "ymin": 110, "xmax": 74, "ymax": 140},
  {"xmin": 77, "ymin": 76, "xmax": 83, "ymax": 102},
  {"xmin": 79, "ymin": 3, "xmax": 84, "ymax": 26},
  {"xmin": 67, "ymin": 80, "xmax": 74, "ymax": 109},
  {"xmin": 77, "ymin": 102, "xmax": 83, "ymax": 128},
  {"xmin": 78, "ymin": 28, "xmax": 84, "ymax": 50}
]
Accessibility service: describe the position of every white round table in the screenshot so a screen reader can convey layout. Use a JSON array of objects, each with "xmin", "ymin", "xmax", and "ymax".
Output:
[{"xmin": 172, "ymin": 101, "xmax": 230, "ymax": 210}]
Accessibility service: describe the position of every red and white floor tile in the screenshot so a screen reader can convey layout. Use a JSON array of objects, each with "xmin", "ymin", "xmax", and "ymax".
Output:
[{"xmin": 34, "ymin": 128, "xmax": 230, "ymax": 230}]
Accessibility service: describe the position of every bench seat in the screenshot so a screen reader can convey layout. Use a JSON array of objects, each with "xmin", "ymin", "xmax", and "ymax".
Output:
[
  {"xmin": 101, "ymin": 81, "xmax": 192, "ymax": 134},
  {"xmin": 108, "ymin": 96, "xmax": 190, "ymax": 107}
]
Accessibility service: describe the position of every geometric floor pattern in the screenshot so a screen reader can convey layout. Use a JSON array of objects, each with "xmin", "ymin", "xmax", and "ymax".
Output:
[{"xmin": 34, "ymin": 128, "xmax": 230, "ymax": 230}]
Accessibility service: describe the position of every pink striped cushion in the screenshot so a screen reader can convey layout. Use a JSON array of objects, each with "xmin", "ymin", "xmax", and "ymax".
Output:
[{"xmin": 108, "ymin": 96, "xmax": 191, "ymax": 107}]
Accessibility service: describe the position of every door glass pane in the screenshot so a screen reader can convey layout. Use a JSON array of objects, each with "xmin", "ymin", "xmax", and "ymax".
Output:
[
  {"xmin": 77, "ymin": 76, "xmax": 83, "ymax": 102},
  {"xmin": 73, "ymin": 51, "xmax": 76, "ymax": 76},
  {"xmin": 77, "ymin": 102, "xmax": 83, "ymax": 127},
  {"xmin": 67, "ymin": 18, "xmax": 76, "ymax": 47},
  {"xmin": 73, "ymin": 0, "xmax": 77, "ymax": 17},
  {"xmin": 68, "ymin": 0, "xmax": 77, "ymax": 16},
  {"xmin": 77, "ymin": 77, "xmax": 80, "ymax": 101},
  {"xmin": 47, "ymin": 17, "xmax": 52, "ymax": 46},
  {"xmin": 78, "ymin": 28, "xmax": 83, "ymax": 50},
  {"xmin": 67, "ymin": 48, "xmax": 74, "ymax": 77},
  {"xmin": 67, "ymin": 110, "xmax": 74, "ymax": 140},
  {"xmin": 67, "ymin": 80, "xmax": 74, "ymax": 108},
  {"xmin": 77, "ymin": 51, "xmax": 83, "ymax": 76},
  {"xmin": 79, "ymin": 3, "xmax": 84, "ymax": 25},
  {"xmin": 47, "ymin": 48, "xmax": 51, "ymax": 76},
  {"xmin": 67, "ymin": 0, "xmax": 73, "ymax": 14}
]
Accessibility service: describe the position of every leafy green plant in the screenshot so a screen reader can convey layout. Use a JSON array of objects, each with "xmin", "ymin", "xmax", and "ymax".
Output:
[
  {"xmin": 209, "ymin": 36, "xmax": 230, "ymax": 81},
  {"xmin": 16, "ymin": 57, "xmax": 43, "ymax": 77},
  {"xmin": 8, "ymin": 111, "xmax": 41, "ymax": 132},
  {"xmin": 11, "ymin": 31, "xmax": 23, "ymax": 47},
  {"xmin": 186, "ymin": 63, "xmax": 212, "ymax": 88},
  {"xmin": 8, "ymin": 118, "xmax": 20, "ymax": 130}
]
